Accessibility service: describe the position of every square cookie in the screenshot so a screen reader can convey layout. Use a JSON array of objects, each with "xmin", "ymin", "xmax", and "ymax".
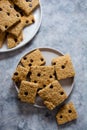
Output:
[
  {"xmin": 7, "ymin": 32, "xmax": 23, "ymax": 48},
  {"xmin": 12, "ymin": 65, "xmax": 29, "ymax": 83},
  {"xmin": 13, "ymin": 0, "xmax": 39, "ymax": 15},
  {"xmin": 52, "ymin": 54, "xmax": 75, "ymax": 80},
  {"xmin": 56, "ymin": 102, "xmax": 78, "ymax": 125},
  {"xmin": 0, "ymin": 31, "xmax": 6, "ymax": 48},
  {"xmin": 0, "ymin": 0, "xmax": 21, "ymax": 32},
  {"xmin": 30, "ymin": 66, "xmax": 55, "ymax": 89},
  {"xmin": 18, "ymin": 80, "xmax": 38, "ymax": 103},
  {"xmin": 38, "ymin": 80, "xmax": 67, "ymax": 110},
  {"xmin": 21, "ymin": 49, "xmax": 46, "ymax": 67},
  {"xmin": 7, "ymin": 14, "xmax": 35, "ymax": 37}
]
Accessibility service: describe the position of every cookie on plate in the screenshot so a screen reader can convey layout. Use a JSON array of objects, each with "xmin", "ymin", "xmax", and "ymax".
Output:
[
  {"xmin": 18, "ymin": 80, "xmax": 38, "ymax": 103},
  {"xmin": 13, "ymin": 0, "xmax": 39, "ymax": 15},
  {"xmin": 30, "ymin": 66, "xmax": 55, "ymax": 89},
  {"xmin": 52, "ymin": 54, "xmax": 75, "ymax": 80},
  {"xmin": 7, "ymin": 14, "xmax": 35, "ymax": 37},
  {"xmin": 12, "ymin": 65, "xmax": 29, "ymax": 83},
  {"xmin": 21, "ymin": 49, "xmax": 46, "ymax": 67},
  {"xmin": 7, "ymin": 32, "xmax": 23, "ymax": 48},
  {"xmin": 56, "ymin": 102, "xmax": 78, "ymax": 125},
  {"xmin": 0, "ymin": 31, "xmax": 6, "ymax": 48},
  {"xmin": 0, "ymin": 0, "xmax": 21, "ymax": 32},
  {"xmin": 38, "ymin": 80, "xmax": 67, "ymax": 110}
]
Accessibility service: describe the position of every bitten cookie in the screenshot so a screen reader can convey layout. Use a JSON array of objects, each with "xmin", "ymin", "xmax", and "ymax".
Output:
[
  {"xmin": 38, "ymin": 80, "xmax": 67, "ymax": 110},
  {"xmin": 0, "ymin": 0, "xmax": 21, "ymax": 32},
  {"xmin": 21, "ymin": 49, "xmax": 46, "ymax": 67},
  {"xmin": 7, "ymin": 32, "xmax": 23, "ymax": 48},
  {"xmin": 52, "ymin": 54, "xmax": 75, "ymax": 80},
  {"xmin": 30, "ymin": 66, "xmax": 55, "ymax": 89},
  {"xmin": 7, "ymin": 14, "xmax": 35, "ymax": 37},
  {"xmin": 12, "ymin": 65, "xmax": 29, "ymax": 83},
  {"xmin": 13, "ymin": 0, "xmax": 39, "ymax": 15},
  {"xmin": 56, "ymin": 102, "xmax": 78, "ymax": 125},
  {"xmin": 18, "ymin": 80, "xmax": 38, "ymax": 103},
  {"xmin": 0, "ymin": 31, "xmax": 6, "ymax": 48}
]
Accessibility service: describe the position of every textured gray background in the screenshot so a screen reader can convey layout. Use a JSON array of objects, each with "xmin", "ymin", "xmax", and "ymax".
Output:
[{"xmin": 0, "ymin": 0, "xmax": 87, "ymax": 130}]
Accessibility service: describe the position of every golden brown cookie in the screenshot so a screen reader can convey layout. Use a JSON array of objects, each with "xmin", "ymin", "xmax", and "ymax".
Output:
[
  {"xmin": 30, "ymin": 66, "xmax": 55, "ymax": 89},
  {"xmin": 21, "ymin": 49, "xmax": 46, "ymax": 67},
  {"xmin": 56, "ymin": 102, "xmax": 78, "ymax": 125},
  {"xmin": 7, "ymin": 32, "xmax": 23, "ymax": 48},
  {"xmin": 0, "ymin": 31, "xmax": 6, "ymax": 48},
  {"xmin": 13, "ymin": 0, "xmax": 39, "ymax": 15},
  {"xmin": 0, "ymin": 0, "xmax": 21, "ymax": 32},
  {"xmin": 18, "ymin": 80, "xmax": 38, "ymax": 103},
  {"xmin": 7, "ymin": 14, "xmax": 35, "ymax": 37},
  {"xmin": 38, "ymin": 80, "xmax": 67, "ymax": 110},
  {"xmin": 52, "ymin": 54, "xmax": 75, "ymax": 80},
  {"xmin": 12, "ymin": 65, "xmax": 29, "ymax": 83}
]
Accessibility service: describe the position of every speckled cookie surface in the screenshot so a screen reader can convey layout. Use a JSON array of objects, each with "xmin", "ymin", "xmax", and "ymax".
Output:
[
  {"xmin": 38, "ymin": 80, "xmax": 67, "ymax": 110},
  {"xmin": 7, "ymin": 14, "xmax": 35, "ymax": 37},
  {"xmin": 52, "ymin": 54, "xmax": 75, "ymax": 80},
  {"xmin": 18, "ymin": 80, "xmax": 38, "ymax": 103},
  {"xmin": 56, "ymin": 102, "xmax": 78, "ymax": 125},
  {"xmin": 7, "ymin": 32, "xmax": 23, "ymax": 48},
  {"xmin": 12, "ymin": 65, "xmax": 29, "ymax": 83},
  {"xmin": 0, "ymin": 31, "xmax": 6, "ymax": 48},
  {"xmin": 0, "ymin": 0, "xmax": 21, "ymax": 32},
  {"xmin": 13, "ymin": 0, "xmax": 39, "ymax": 15},
  {"xmin": 30, "ymin": 66, "xmax": 55, "ymax": 89},
  {"xmin": 21, "ymin": 49, "xmax": 46, "ymax": 67}
]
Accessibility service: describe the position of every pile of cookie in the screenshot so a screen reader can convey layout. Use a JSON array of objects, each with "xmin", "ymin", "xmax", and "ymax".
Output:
[
  {"xmin": 0, "ymin": 0, "xmax": 39, "ymax": 49},
  {"xmin": 12, "ymin": 49, "xmax": 78, "ymax": 125}
]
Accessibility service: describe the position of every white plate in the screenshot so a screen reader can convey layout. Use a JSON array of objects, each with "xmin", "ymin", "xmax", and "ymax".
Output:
[
  {"xmin": 14, "ymin": 48, "xmax": 74, "ymax": 108},
  {"xmin": 0, "ymin": 4, "xmax": 42, "ymax": 52}
]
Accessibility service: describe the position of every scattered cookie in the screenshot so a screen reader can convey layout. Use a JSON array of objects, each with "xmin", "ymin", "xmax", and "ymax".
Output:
[
  {"xmin": 38, "ymin": 80, "xmax": 67, "ymax": 110},
  {"xmin": 13, "ymin": 0, "xmax": 40, "ymax": 15},
  {"xmin": 0, "ymin": 0, "xmax": 21, "ymax": 32},
  {"xmin": 7, "ymin": 14, "xmax": 35, "ymax": 37},
  {"xmin": 18, "ymin": 80, "xmax": 38, "ymax": 103},
  {"xmin": 12, "ymin": 65, "xmax": 29, "ymax": 83},
  {"xmin": 52, "ymin": 54, "xmax": 75, "ymax": 80},
  {"xmin": 56, "ymin": 102, "xmax": 78, "ymax": 125},
  {"xmin": 30, "ymin": 66, "xmax": 55, "ymax": 89},
  {"xmin": 0, "ymin": 31, "xmax": 6, "ymax": 48},
  {"xmin": 7, "ymin": 32, "xmax": 23, "ymax": 48},
  {"xmin": 21, "ymin": 49, "xmax": 46, "ymax": 67}
]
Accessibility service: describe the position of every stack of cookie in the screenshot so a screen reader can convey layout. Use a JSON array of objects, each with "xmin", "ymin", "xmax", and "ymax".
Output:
[
  {"xmin": 12, "ymin": 49, "xmax": 78, "ymax": 125},
  {"xmin": 0, "ymin": 0, "xmax": 39, "ymax": 48}
]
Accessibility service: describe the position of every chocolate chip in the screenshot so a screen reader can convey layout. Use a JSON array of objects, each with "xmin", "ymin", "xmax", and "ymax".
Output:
[
  {"xmin": 50, "ymin": 85, "xmax": 53, "ymax": 89},
  {"xmin": 14, "ymin": 72, "xmax": 18, "ymax": 76},
  {"xmin": 60, "ymin": 115, "xmax": 63, "ymax": 118},
  {"xmin": 24, "ymin": 91, "xmax": 28, "ymax": 96},
  {"xmin": 61, "ymin": 65, "xmax": 65, "ymax": 69},
  {"xmin": 68, "ymin": 110, "xmax": 72, "ymax": 113},
  {"xmin": 37, "ymin": 73, "xmax": 41, "ymax": 77},
  {"xmin": 0, "ymin": 8, "xmax": 2, "ymax": 11},
  {"xmin": 7, "ymin": 12, "xmax": 10, "ymax": 16},
  {"xmin": 60, "ymin": 92, "xmax": 64, "ymax": 95}
]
